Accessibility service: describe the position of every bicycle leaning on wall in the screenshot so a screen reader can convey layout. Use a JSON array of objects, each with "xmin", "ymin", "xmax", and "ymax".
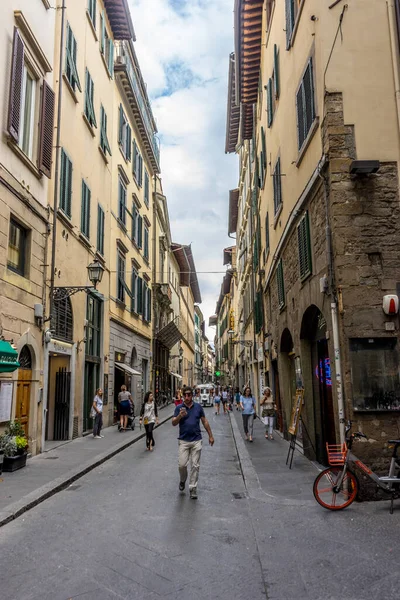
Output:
[{"xmin": 313, "ymin": 422, "xmax": 400, "ymax": 513}]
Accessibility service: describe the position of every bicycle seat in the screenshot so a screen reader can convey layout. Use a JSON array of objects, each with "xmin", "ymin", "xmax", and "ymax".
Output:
[{"xmin": 388, "ymin": 440, "xmax": 400, "ymax": 444}]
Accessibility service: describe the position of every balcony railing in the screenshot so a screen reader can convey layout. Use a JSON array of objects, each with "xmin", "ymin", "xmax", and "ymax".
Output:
[{"xmin": 115, "ymin": 42, "xmax": 160, "ymax": 170}]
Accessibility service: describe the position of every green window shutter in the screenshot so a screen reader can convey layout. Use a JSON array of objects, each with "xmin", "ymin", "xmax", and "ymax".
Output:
[
  {"xmin": 277, "ymin": 259, "xmax": 285, "ymax": 308},
  {"xmin": 60, "ymin": 149, "xmax": 66, "ymax": 212},
  {"xmin": 259, "ymin": 154, "xmax": 264, "ymax": 189},
  {"xmin": 274, "ymin": 44, "xmax": 280, "ymax": 99},
  {"xmin": 144, "ymin": 227, "xmax": 149, "ymax": 260},
  {"xmin": 265, "ymin": 213, "xmax": 270, "ymax": 252},
  {"xmin": 285, "ymin": 0, "xmax": 295, "ymax": 49},
  {"xmin": 143, "ymin": 282, "xmax": 148, "ymax": 320},
  {"xmin": 108, "ymin": 39, "xmax": 114, "ymax": 76},
  {"xmin": 131, "ymin": 204, "xmax": 137, "ymax": 241},
  {"xmin": 261, "ymin": 127, "xmax": 267, "ymax": 170},
  {"xmin": 132, "ymin": 140, "xmax": 138, "ymax": 178},
  {"xmin": 81, "ymin": 180, "xmax": 91, "ymax": 237},
  {"xmin": 144, "ymin": 170, "xmax": 149, "ymax": 205},
  {"xmin": 137, "ymin": 277, "xmax": 143, "ymax": 314},
  {"xmin": 273, "ymin": 157, "xmax": 282, "ymax": 215},
  {"xmin": 267, "ymin": 78, "xmax": 273, "ymax": 128},
  {"xmin": 131, "ymin": 270, "xmax": 137, "ymax": 313},
  {"xmin": 88, "ymin": 0, "xmax": 96, "ymax": 27},
  {"xmin": 118, "ymin": 179, "xmax": 126, "ymax": 224},
  {"xmin": 297, "ymin": 211, "xmax": 312, "ymax": 280},
  {"xmin": 147, "ymin": 288, "xmax": 152, "ymax": 322},
  {"xmin": 126, "ymin": 125, "xmax": 131, "ymax": 160},
  {"xmin": 100, "ymin": 11, "xmax": 105, "ymax": 54},
  {"xmin": 100, "ymin": 105, "xmax": 111, "ymax": 155},
  {"xmin": 97, "ymin": 204, "xmax": 104, "ymax": 254},
  {"xmin": 118, "ymin": 104, "xmax": 123, "ymax": 145},
  {"xmin": 137, "ymin": 215, "xmax": 143, "ymax": 248},
  {"xmin": 61, "ymin": 151, "xmax": 72, "ymax": 218}
]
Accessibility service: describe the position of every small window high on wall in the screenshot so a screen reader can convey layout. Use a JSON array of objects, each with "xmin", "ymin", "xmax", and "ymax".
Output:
[{"xmin": 350, "ymin": 338, "xmax": 400, "ymax": 411}]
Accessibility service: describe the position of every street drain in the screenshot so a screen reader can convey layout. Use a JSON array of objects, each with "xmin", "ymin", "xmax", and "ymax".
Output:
[{"xmin": 232, "ymin": 492, "xmax": 246, "ymax": 499}]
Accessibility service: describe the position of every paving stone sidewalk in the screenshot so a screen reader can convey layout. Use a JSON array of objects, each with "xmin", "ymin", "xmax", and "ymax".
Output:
[{"xmin": 0, "ymin": 404, "xmax": 175, "ymax": 527}]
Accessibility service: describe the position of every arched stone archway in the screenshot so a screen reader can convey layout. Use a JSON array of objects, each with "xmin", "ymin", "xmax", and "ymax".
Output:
[
  {"xmin": 300, "ymin": 305, "xmax": 336, "ymax": 463},
  {"xmin": 14, "ymin": 331, "xmax": 41, "ymax": 451},
  {"xmin": 279, "ymin": 328, "xmax": 296, "ymax": 435}
]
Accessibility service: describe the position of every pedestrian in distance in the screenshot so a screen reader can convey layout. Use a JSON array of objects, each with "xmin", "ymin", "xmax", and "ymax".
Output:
[
  {"xmin": 234, "ymin": 387, "xmax": 241, "ymax": 411},
  {"xmin": 222, "ymin": 387, "xmax": 229, "ymax": 414},
  {"xmin": 139, "ymin": 391, "xmax": 159, "ymax": 451},
  {"xmin": 174, "ymin": 390, "xmax": 183, "ymax": 407},
  {"xmin": 194, "ymin": 388, "xmax": 201, "ymax": 403},
  {"xmin": 240, "ymin": 387, "xmax": 256, "ymax": 442},
  {"xmin": 214, "ymin": 389, "xmax": 221, "ymax": 414},
  {"xmin": 118, "ymin": 385, "xmax": 132, "ymax": 431},
  {"xmin": 260, "ymin": 387, "xmax": 277, "ymax": 440},
  {"xmin": 208, "ymin": 387, "xmax": 214, "ymax": 406},
  {"xmin": 172, "ymin": 386, "xmax": 214, "ymax": 499},
  {"xmin": 92, "ymin": 388, "xmax": 104, "ymax": 438}
]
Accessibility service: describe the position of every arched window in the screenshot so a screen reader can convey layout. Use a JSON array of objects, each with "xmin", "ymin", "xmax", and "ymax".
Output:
[
  {"xmin": 52, "ymin": 291, "xmax": 73, "ymax": 342},
  {"xmin": 19, "ymin": 345, "xmax": 32, "ymax": 369}
]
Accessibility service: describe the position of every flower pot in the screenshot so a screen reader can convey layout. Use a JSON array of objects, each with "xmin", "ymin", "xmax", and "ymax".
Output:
[{"xmin": 3, "ymin": 452, "xmax": 27, "ymax": 472}]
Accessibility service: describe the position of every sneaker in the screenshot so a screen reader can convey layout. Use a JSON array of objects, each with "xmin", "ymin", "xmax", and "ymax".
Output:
[
  {"xmin": 94, "ymin": 435, "xmax": 101, "ymax": 439},
  {"xmin": 179, "ymin": 481, "xmax": 185, "ymax": 492},
  {"xmin": 190, "ymin": 488, "xmax": 198, "ymax": 500},
  {"xmin": 100, "ymin": 435, "xmax": 105, "ymax": 438}
]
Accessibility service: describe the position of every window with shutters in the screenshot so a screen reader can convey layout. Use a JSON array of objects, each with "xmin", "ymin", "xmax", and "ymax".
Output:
[
  {"xmin": 100, "ymin": 105, "xmax": 111, "ymax": 157},
  {"xmin": 144, "ymin": 226, "xmax": 149, "ymax": 261},
  {"xmin": 7, "ymin": 218, "xmax": 29, "ymax": 277},
  {"xmin": 86, "ymin": 294, "xmax": 102, "ymax": 359},
  {"xmin": 285, "ymin": 0, "xmax": 303, "ymax": 49},
  {"xmin": 137, "ymin": 214, "xmax": 143, "ymax": 249},
  {"xmin": 144, "ymin": 169, "xmax": 149, "ymax": 206},
  {"xmin": 133, "ymin": 140, "xmax": 143, "ymax": 187},
  {"xmin": 266, "ymin": 78, "xmax": 273, "ymax": 128},
  {"xmin": 143, "ymin": 281, "xmax": 148, "ymax": 321},
  {"xmin": 60, "ymin": 149, "xmax": 72, "ymax": 218},
  {"xmin": 137, "ymin": 277, "xmax": 143, "ymax": 315},
  {"xmin": 277, "ymin": 259, "xmax": 285, "ymax": 309},
  {"xmin": 52, "ymin": 290, "xmax": 73, "ymax": 342},
  {"xmin": 131, "ymin": 269, "xmax": 138, "ymax": 313},
  {"xmin": 118, "ymin": 176, "xmax": 127, "ymax": 225},
  {"xmin": 297, "ymin": 211, "xmax": 312, "ymax": 281},
  {"xmin": 19, "ymin": 63, "xmax": 37, "ymax": 160},
  {"xmin": 118, "ymin": 105, "xmax": 131, "ymax": 160},
  {"xmin": 84, "ymin": 69, "xmax": 96, "ymax": 128},
  {"xmin": 100, "ymin": 11, "xmax": 114, "ymax": 76},
  {"xmin": 65, "ymin": 24, "xmax": 81, "ymax": 93},
  {"xmin": 117, "ymin": 251, "xmax": 126, "ymax": 303},
  {"xmin": 88, "ymin": 0, "xmax": 96, "ymax": 29},
  {"xmin": 273, "ymin": 45, "xmax": 280, "ymax": 100},
  {"xmin": 265, "ymin": 213, "xmax": 270, "ymax": 255},
  {"xmin": 131, "ymin": 203, "xmax": 138, "ymax": 244},
  {"xmin": 97, "ymin": 204, "xmax": 105, "ymax": 255},
  {"xmin": 81, "ymin": 181, "xmax": 91, "ymax": 238},
  {"xmin": 260, "ymin": 127, "xmax": 267, "ymax": 189},
  {"xmin": 273, "ymin": 157, "xmax": 282, "ymax": 216},
  {"xmin": 296, "ymin": 57, "xmax": 316, "ymax": 152}
]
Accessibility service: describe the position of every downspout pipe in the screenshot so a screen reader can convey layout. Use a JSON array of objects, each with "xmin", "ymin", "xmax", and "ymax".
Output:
[
  {"xmin": 151, "ymin": 175, "xmax": 157, "ymax": 398},
  {"xmin": 318, "ymin": 164, "xmax": 346, "ymax": 444},
  {"xmin": 387, "ymin": 0, "xmax": 400, "ymax": 135},
  {"xmin": 42, "ymin": 0, "xmax": 66, "ymax": 453}
]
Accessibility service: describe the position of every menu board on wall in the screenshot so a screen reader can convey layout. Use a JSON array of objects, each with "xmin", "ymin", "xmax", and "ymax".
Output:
[{"xmin": 0, "ymin": 381, "xmax": 13, "ymax": 423}]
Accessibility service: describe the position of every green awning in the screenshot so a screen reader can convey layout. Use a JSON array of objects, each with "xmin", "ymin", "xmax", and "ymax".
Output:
[{"xmin": 0, "ymin": 341, "xmax": 20, "ymax": 373}]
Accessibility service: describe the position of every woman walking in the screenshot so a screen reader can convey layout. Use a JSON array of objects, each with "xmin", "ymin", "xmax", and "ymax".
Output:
[
  {"xmin": 139, "ymin": 391, "xmax": 159, "ymax": 451},
  {"xmin": 234, "ymin": 387, "xmax": 241, "ymax": 411},
  {"xmin": 260, "ymin": 387, "xmax": 277, "ymax": 440},
  {"xmin": 118, "ymin": 385, "xmax": 132, "ymax": 431},
  {"xmin": 240, "ymin": 387, "xmax": 256, "ymax": 442},
  {"xmin": 214, "ymin": 389, "xmax": 221, "ymax": 415},
  {"xmin": 92, "ymin": 388, "xmax": 104, "ymax": 438}
]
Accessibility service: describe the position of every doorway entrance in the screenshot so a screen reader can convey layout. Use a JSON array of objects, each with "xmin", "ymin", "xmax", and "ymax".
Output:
[{"xmin": 16, "ymin": 345, "xmax": 32, "ymax": 437}]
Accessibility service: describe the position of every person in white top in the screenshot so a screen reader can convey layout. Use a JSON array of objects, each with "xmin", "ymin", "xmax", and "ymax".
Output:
[
  {"xmin": 139, "ymin": 392, "xmax": 159, "ymax": 451},
  {"xmin": 92, "ymin": 389, "xmax": 104, "ymax": 439}
]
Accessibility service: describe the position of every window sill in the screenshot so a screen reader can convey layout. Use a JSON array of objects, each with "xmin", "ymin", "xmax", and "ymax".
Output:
[
  {"xmin": 300, "ymin": 270, "xmax": 312, "ymax": 285},
  {"xmin": 57, "ymin": 209, "xmax": 74, "ymax": 230},
  {"xmin": 7, "ymin": 138, "xmax": 42, "ymax": 180},
  {"xmin": 288, "ymin": 0, "xmax": 305, "ymax": 50},
  {"xmin": 83, "ymin": 113, "xmax": 96, "ymax": 138},
  {"xmin": 98, "ymin": 145, "xmax": 109, "ymax": 165},
  {"xmin": 78, "ymin": 232, "xmax": 92, "ymax": 249},
  {"xmin": 279, "ymin": 303, "xmax": 286, "ymax": 313},
  {"xmin": 86, "ymin": 10, "xmax": 98, "ymax": 41},
  {"xmin": 63, "ymin": 74, "xmax": 79, "ymax": 104},
  {"xmin": 296, "ymin": 117, "xmax": 320, "ymax": 168},
  {"xmin": 117, "ymin": 218, "xmax": 128, "ymax": 234},
  {"xmin": 273, "ymin": 204, "xmax": 283, "ymax": 229},
  {"xmin": 7, "ymin": 265, "xmax": 27, "ymax": 279},
  {"xmin": 115, "ymin": 299, "xmax": 126, "ymax": 310}
]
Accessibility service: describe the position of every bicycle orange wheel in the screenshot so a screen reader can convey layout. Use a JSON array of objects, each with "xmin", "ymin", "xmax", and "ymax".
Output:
[{"xmin": 313, "ymin": 467, "xmax": 358, "ymax": 510}]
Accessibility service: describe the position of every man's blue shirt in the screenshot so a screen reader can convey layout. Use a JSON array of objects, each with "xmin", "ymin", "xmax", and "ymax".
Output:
[{"xmin": 174, "ymin": 401, "xmax": 205, "ymax": 442}]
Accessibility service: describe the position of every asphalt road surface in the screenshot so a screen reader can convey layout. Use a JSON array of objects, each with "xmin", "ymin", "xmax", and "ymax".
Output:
[{"xmin": 1, "ymin": 410, "xmax": 400, "ymax": 600}]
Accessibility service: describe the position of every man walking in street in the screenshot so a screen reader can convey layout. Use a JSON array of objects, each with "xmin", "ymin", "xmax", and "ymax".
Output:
[{"xmin": 172, "ymin": 386, "xmax": 214, "ymax": 499}]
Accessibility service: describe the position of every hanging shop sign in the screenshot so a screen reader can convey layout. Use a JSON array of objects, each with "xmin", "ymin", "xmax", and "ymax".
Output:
[{"xmin": 0, "ymin": 341, "xmax": 20, "ymax": 373}]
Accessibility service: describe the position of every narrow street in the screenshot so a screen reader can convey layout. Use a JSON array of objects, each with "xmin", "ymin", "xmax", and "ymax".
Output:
[{"xmin": 0, "ymin": 411, "xmax": 400, "ymax": 600}]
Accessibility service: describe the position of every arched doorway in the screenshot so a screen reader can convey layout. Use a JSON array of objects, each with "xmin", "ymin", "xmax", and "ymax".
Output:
[
  {"xmin": 279, "ymin": 328, "xmax": 296, "ymax": 435},
  {"xmin": 300, "ymin": 305, "xmax": 335, "ymax": 463},
  {"xmin": 16, "ymin": 345, "xmax": 32, "ymax": 437}
]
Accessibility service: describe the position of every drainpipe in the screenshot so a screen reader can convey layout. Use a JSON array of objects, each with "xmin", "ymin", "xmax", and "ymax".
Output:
[
  {"xmin": 151, "ymin": 175, "xmax": 157, "ymax": 398},
  {"xmin": 42, "ymin": 0, "xmax": 66, "ymax": 453},
  {"xmin": 387, "ymin": 0, "xmax": 400, "ymax": 135},
  {"xmin": 318, "ymin": 165, "xmax": 346, "ymax": 445}
]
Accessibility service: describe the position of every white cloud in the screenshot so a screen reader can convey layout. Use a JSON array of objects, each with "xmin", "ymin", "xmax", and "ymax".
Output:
[{"xmin": 129, "ymin": 0, "xmax": 237, "ymax": 339}]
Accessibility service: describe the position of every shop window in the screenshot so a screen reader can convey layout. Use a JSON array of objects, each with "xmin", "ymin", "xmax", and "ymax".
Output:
[{"xmin": 350, "ymin": 338, "xmax": 400, "ymax": 411}]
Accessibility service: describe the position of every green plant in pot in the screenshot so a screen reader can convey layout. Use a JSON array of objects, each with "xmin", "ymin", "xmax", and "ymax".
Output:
[{"xmin": 0, "ymin": 420, "xmax": 28, "ymax": 472}]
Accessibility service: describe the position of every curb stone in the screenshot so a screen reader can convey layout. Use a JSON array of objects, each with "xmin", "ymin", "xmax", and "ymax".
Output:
[{"xmin": 0, "ymin": 412, "xmax": 173, "ymax": 528}]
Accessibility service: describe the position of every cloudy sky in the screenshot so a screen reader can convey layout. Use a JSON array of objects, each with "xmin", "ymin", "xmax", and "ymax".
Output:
[{"xmin": 129, "ymin": 0, "xmax": 237, "ymax": 339}]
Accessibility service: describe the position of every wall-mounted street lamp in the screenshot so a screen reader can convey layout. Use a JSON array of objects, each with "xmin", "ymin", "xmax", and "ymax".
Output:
[{"xmin": 53, "ymin": 258, "xmax": 105, "ymax": 302}]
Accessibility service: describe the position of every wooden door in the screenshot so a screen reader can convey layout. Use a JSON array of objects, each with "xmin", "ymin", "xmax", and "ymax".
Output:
[{"xmin": 16, "ymin": 369, "xmax": 31, "ymax": 436}]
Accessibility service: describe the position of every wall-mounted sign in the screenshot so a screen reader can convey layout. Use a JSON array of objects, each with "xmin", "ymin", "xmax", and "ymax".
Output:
[
  {"xmin": 0, "ymin": 341, "xmax": 20, "ymax": 373},
  {"xmin": 288, "ymin": 389, "xmax": 304, "ymax": 436},
  {"xmin": 0, "ymin": 381, "xmax": 13, "ymax": 422},
  {"xmin": 115, "ymin": 351, "xmax": 126, "ymax": 363}
]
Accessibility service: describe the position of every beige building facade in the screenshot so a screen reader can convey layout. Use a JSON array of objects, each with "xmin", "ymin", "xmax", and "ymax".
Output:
[
  {"xmin": 0, "ymin": 1, "xmax": 56, "ymax": 454},
  {"xmin": 224, "ymin": 0, "xmax": 400, "ymax": 487}
]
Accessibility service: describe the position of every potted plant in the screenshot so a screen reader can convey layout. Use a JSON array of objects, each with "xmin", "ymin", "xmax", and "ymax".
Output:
[{"xmin": 0, "ymin": 421, "xmax": 28, "ymax": 472}]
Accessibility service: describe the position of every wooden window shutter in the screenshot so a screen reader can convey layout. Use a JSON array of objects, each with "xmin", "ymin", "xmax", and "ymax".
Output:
[
  {"xmin": 66, "ymin": 155, "xmax": 72, "ymax": 217},
  {"xmin": 296, "ymin": 81, "xmax": 305, "ymax": 149},
  {"xmin": 8, "ymin": 27, "xmax": 25, "ymax": 143},
  {"xmin": 118, "ymin": 104, "xmax": 123, "ymax": 145},
  {"xmin": 274, "ymin": 45, "xmax": 280, "ymax": 99},
  {"xmin": 261, "ymin": 127, "xmax": 267, "ymax": 170},
  {"xmin": 132, "ymin": 140, "xmax": 138, "ymax": 178},
  {"xmin": 126, "ymin": 125, "xmax": 131, "ymax": 160},
  {"xmin": 108, "ymin": 39, "xmax": 114, "ymax": 76},
  {"xmin": 131, "ymin": 270, "xmax": 137, "ymax": 313},
  {"xmin": 97, "ymin": 204, "xmax": 104, "ymax": 254},
  {"xmin": 143, "ymin": 282, "xmax": 148, "ymax": 320},
  {"xmin": 38, "ymin": 81, "xmax": 55, "ymax": 178},
  {"xmin": 137, "ymin": 277, "xmax": 143, "ymax": 314},
  {"xmin": 100, "ymin": 11, "xmax": 105, "ymax": 54},
  {"xmin": 267, "ymin": 78, "xmax": 273, "ymax": 128},
  {"xmin": 138, "ymin": 215, "xmax": 143, "ymax": 248},
  {"xmin": 147, "ymin": 288, "xmax": 152, "ymax": 322},
  {"xmin": 265, "ymin": 213, "xmax": 270, "ymax": 252},
  {"xmin": 304, "ymin": 59, "xmax": 315, "ymax": 137},
  {"xmin": 131, "ymin": 204, "xmax": 137, "ymax": 241},
  {"xmin": 285, "ymin": 0, "xmax": 295, "ymax": 50},
  {"xmin": 297, "ymin": 211, "xmax": 312, "ymax": 280}
]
